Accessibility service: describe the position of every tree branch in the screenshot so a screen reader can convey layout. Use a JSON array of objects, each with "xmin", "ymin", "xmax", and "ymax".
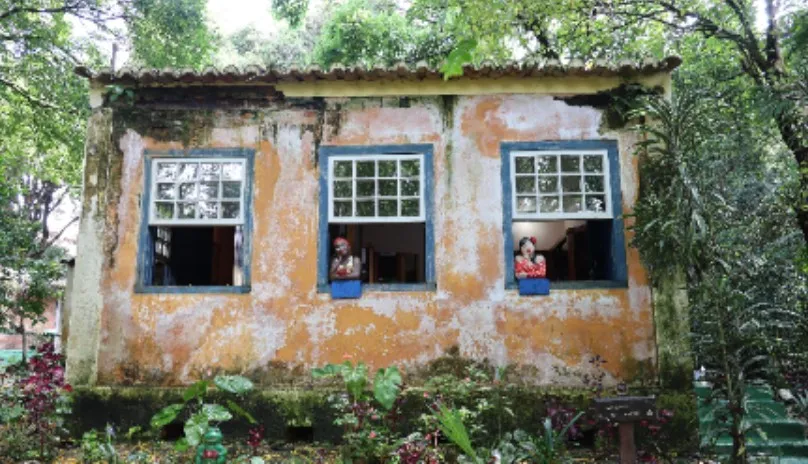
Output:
[
  {"xmin": 0, "ymin": 76, "xmax": 58, "ymax": 109},
  {"xmin": 0, "ymin": 1, "xmax": 81, "ymax": 22},
  {"xmin": 32, "ymin": 216, "xmax": 78, "ymax": 258}
]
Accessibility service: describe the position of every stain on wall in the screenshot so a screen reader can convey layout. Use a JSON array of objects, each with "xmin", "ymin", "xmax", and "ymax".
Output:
[{"xmin": 75, "ymin": 92, "xmax": 654, "ymax": 387}]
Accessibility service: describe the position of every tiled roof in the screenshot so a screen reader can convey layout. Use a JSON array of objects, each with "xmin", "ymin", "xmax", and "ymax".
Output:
[{"xmin": 75, "ymin": 56, "xmax": 681, "ymax": 86}]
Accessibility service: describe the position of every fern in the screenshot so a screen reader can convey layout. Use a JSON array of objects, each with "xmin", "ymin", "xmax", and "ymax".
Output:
[{"xmin": 435, "ymin": 404, "xmax": 479, "ymax": 462}]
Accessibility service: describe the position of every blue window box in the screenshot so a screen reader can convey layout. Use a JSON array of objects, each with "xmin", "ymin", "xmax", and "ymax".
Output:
[
  {"xmin": 518, "ymin": 278, "xmax": 550, "ymax": 296},
  {"xmin": 331, "ymin": 280, "xmax": 362, "ymax": 299}
]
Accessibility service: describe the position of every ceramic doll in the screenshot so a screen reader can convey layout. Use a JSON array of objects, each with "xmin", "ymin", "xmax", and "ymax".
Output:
[
  {"xmin": 514, "ymin": 236, "xmax": 547, "ymax": 279},
  {"xmin": 330, "ymin": 237, "xmax": 362, "ymax": 280}
]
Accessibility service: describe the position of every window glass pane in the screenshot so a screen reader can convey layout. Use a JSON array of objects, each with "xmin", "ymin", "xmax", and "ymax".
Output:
[
  {"xmin": 561, "ymin": 175, "xmax": 582, "ymax": 193},
  {"xmin": 328, "ymin": 154, "xmax": 425, "ymax": 221},
  {"xmin": 334, "ymin": 161, "xmax": 352, "ymax": 178},
  {"xmin": 222, "ymin": 202, "xmax": 240, "ymax": 219},
  {"xmin": 334, "ymin": 201, "xmax": 352, "ymax": 217},
  {"xmin": 401, "ymin": 199, "xmax": 419, "ymax": 216},
  {"xmin": 199, "ymin": 163, "xmax": 221, "ymax": 180},
  {"xmin": 155, "ymin": 202, "xmax": 174, "ymax": 219},
  {"xmin": 378, "ymin": 179, "xmax": 397, "ymax": 196},
  {"xmin": 378, "ymin": 160, "xmax": 396, "ymax": 177},
  {"xmin": 356, "ymin": 161, "xmax": 375, "ymax": 177},
  {"xmin": 222, "ymin": 181, "xmax": 241, "ymax": 199},
  {"xmin": 199, "ymin": 202, "xmax": 219, "ymax": 219},
  {"xmin": 156, "ymin": 163, "xmax": 178, "ymax": 181},
  {"xmin": 540, "ymin": 196, "xmax": 560, "ymax": 213},
  {"xmin": 515, "ymin": 156, "xmax": 534, "ymax": 174},
  {"xmin": 563, "ymin": 195, "xmax": 583, "ymax": 212},
  {"xmin": 151, "ymin": 158, "xmax": 244, "ymax": 225},
  {"xmin": 586, "ymin": 195, "xmax": 607, "ymax": 212},
  {"xmin": 536, "ymin": 155, "xmax": 557, "ymax": 174},
  {"xmin": 221, "ymin": 163, "xmax": 243, "ymax": 180},
  {"xmin": 199, "ymin": 182, "xmax": 219, "ymax": 200},
  {"xmin": 516, "ymin": 196, "xmax": 537, "ymax": 213},
  {"xmin": 333, "ymin": 181, "xmax": 352, "ymax": 198},
  {"xmin": 538, "ymin": 177, "xmax": 558, "ymax": 193},
  {"xmin": 178, "ymin": 163, "xmax": 198, "ymax": 181},
  {"xmin": 179, "ymin": 183, "xmax": 197, "ymax": 200},
  {"xmin": 157, "ymin": 183, "xmax": 175, "ymax": 200},
  {"xmin": 401, "ymin": 179, "xmax": 419, "ymax": 197},
  {"xmin": 400, "ymin": 159, "xmax": 420, "ymax": 177},
  {"xmin": 515, "ymin": 176, "xmax": 536, "ymax": 194},
  {"xmin": 356, "ymin": 200, "xmax": 375, "ymax": 217},
  {"xmin": 356, "ymin": 180, "xmax": 375, "ymax": 197},
  {"xmin": 584, "ymin": 176, "xmax": 604, "ymax": 193},
  {"xmin": 178, "ymin": 202, "xmax": 196, "ymax": 219},
  {"xmin": 379, "ymin": 199, "xmax": 398, "ymax": 216},
  {"xmin": 560, "ymin": 156, "xmax": 580, "ymax": 172},
  {"xmin": 583, "ymin": 155, "xmax": 603, "ymax": 173}
]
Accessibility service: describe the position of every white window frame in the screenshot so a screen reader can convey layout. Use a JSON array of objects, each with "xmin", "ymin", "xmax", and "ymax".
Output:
[
  {"xmin": 510, "ymin": 149, "xmax": 613, "ymax": 220},
  {"xmin": 149, "ymin": 157, "xmax": 246, "ymax": 226},
  {"xmin": 327, "ymin": 154, "xmax": 426, "ymax": 224}
]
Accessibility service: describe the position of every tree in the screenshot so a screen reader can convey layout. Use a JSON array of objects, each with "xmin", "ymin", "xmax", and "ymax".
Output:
[
  {"xmin": 127, "ymin": 0, "xmax": 219, "ymax": 69},
  {"xmin": 631, "ymin": 85, "xmax": 804, "ymax": 463},
  {"xmin": 0, "ymin": 0, "xmax": 218, "ymax": 351},
  {"xmin": 433, "ymin": 0, "xmax": 808, "ymax": 245},
  {"xmin": 312, "ymin": 0, "xmax": 457, "ymax": 68}
]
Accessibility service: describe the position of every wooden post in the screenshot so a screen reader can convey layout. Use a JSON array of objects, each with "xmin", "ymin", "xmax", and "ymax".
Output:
[
  {"xmin": 618, "ymin": 422, "xmax": 636, "ymax": 464},
  {"xmin": 594, "ymin": 396, "xmax": 654, "ymax": 464}
]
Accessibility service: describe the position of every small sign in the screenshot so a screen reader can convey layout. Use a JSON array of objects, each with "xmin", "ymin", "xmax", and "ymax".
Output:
[{"xmin": 594, "ymin": 396, "xmax": 656, "ymax": 422}]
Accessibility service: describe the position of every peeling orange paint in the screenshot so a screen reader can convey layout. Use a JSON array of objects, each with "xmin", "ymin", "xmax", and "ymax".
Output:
[{"xmin": 79, "ymin": 94, "xmax": 658, "ymax": 387}]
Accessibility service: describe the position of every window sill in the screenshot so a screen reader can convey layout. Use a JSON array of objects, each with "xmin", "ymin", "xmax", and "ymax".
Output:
[
  {"xmin": 317, "ymin": 283, "xmax": 437, "ymax": 294},
  {"xmin": 506, "ymin": 280, "xmax": 628, "ymax": 291},
  {"xmin": 134, "ymin": 285, "xmax": 251, "ymax": 295}
]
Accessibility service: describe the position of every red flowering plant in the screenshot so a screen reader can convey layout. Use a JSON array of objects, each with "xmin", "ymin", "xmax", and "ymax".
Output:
[
  {"xmin": 246, "ymin": 424, "xmax": 264, "ymax": 456},
  {"xmin": 17, "ymin": 342, "xmax": 73, "ymax": 460},
  {"xmin": 394, "ymin": 432, "xmax": 442, "ymax": 464}
]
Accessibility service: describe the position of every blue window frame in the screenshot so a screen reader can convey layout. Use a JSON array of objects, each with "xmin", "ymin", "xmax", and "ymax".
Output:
[
  {"xmin": 136, "ymin": 148, "xmax": 254, "ymax": 294},
  {"xmin": 501, "ymin": 140, "xmax": 628, "ymax": 290},
  {"xmin": 317, "ymin": 144, "xmax": 435, "ymax": 292}
]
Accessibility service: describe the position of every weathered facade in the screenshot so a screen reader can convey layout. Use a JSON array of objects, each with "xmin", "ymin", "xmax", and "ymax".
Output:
[{"xmin": 67, "ymin": 59, "xmax": 680, "ymax": 387}]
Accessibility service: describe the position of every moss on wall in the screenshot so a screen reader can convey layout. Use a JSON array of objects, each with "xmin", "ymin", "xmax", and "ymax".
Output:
[
  {"xmin": 67, "ymin": 385, "xmax": 698, "ymax": 455},
  {"xmin": 653, "ymin": 271, "xmax": 693, "ymax": 390}
]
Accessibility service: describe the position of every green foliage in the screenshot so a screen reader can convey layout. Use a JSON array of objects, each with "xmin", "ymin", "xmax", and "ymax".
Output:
[
  {"xmin": 150, "ymin": 403, "xmax": 184, "ymax": 429},
  {"xmin": 128, "ymin": 0, "xmax": 219, "ymax": 69},
  {"xmin": 436, "ymin": 403, "xmax": 583, "ymax": 464},
  {"xmin": 435, "ymin": 404, "xmax": 478, "ymax": 461},
  {"xmin": 311, "ymin": 0, "xmax": 456, "ymax": 68},
  {"xmin": 214, "ymin": 375, "xmax": 254, "ymax": 395},
  {"xmin": 148, "ymin": 374, "xmax": 255, "ymax": 447},
  {"xmin": 373, "ymin": 367, "xmax": 403, "ymax": 411},
  {"xmin": 313, "ymin": 361, "xmax": 402, "ymax": 410},
  {"xmin": 313, "ymin": 361, "xmax": 407, "ymax": 461},
  {"xmin": 271, "ymin": 0, "xmax": 309, "ymax": 28},
  {"xmin": 631, "ymin": 86, "xmax": 805, "ymax": 462},
  {"xmin": 80, "ymin": 427, "xmax": 119, "ymax": 463},
  {"xmin": 440, "ymin": 39, "xmax": 476, "ymax": 80}
]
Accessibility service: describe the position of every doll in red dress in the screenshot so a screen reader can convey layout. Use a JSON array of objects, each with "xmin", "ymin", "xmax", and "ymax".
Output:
[
  {"xmin": 514, "ymin": 236, "xmax": 546, "ymax": 279},
  {"xmin": 330, "ymin": 237, "xmax": 361, "ymax": 280}
]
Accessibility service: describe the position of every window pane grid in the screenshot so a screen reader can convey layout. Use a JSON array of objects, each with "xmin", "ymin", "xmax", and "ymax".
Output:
[
  {"xmin": 329, "ymin": 155, "xmax": 424, "ymax": 222},
  {"xmin": 512, "ymin": 151, "xmax": 611, "ymax": 219},
  {"xmin": 151, "ymin": 158, "xmax": 245, "ymax": 225}
]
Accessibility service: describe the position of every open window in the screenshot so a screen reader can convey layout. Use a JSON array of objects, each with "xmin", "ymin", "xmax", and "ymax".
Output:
[
  {"xmin": 138, "ymin": 153, "xmax": 253, "ymax": 293},
  {"xmin": 503, "ymin": 143, "xmax": 627, "ymax": 287},
  {"xmin": 318, "ymin": 146, "xmax": 435, "ymax": 291}
]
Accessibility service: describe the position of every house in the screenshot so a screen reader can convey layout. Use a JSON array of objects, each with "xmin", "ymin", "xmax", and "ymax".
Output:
[{"xmin": 66, "ymin": 58, "xmax": 682, "ymax": 386}]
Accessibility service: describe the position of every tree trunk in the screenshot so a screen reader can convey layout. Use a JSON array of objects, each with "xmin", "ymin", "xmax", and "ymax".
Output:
[{"xmin": 773, "ymin": 109, "xmax": 808, "ymax": 245}]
